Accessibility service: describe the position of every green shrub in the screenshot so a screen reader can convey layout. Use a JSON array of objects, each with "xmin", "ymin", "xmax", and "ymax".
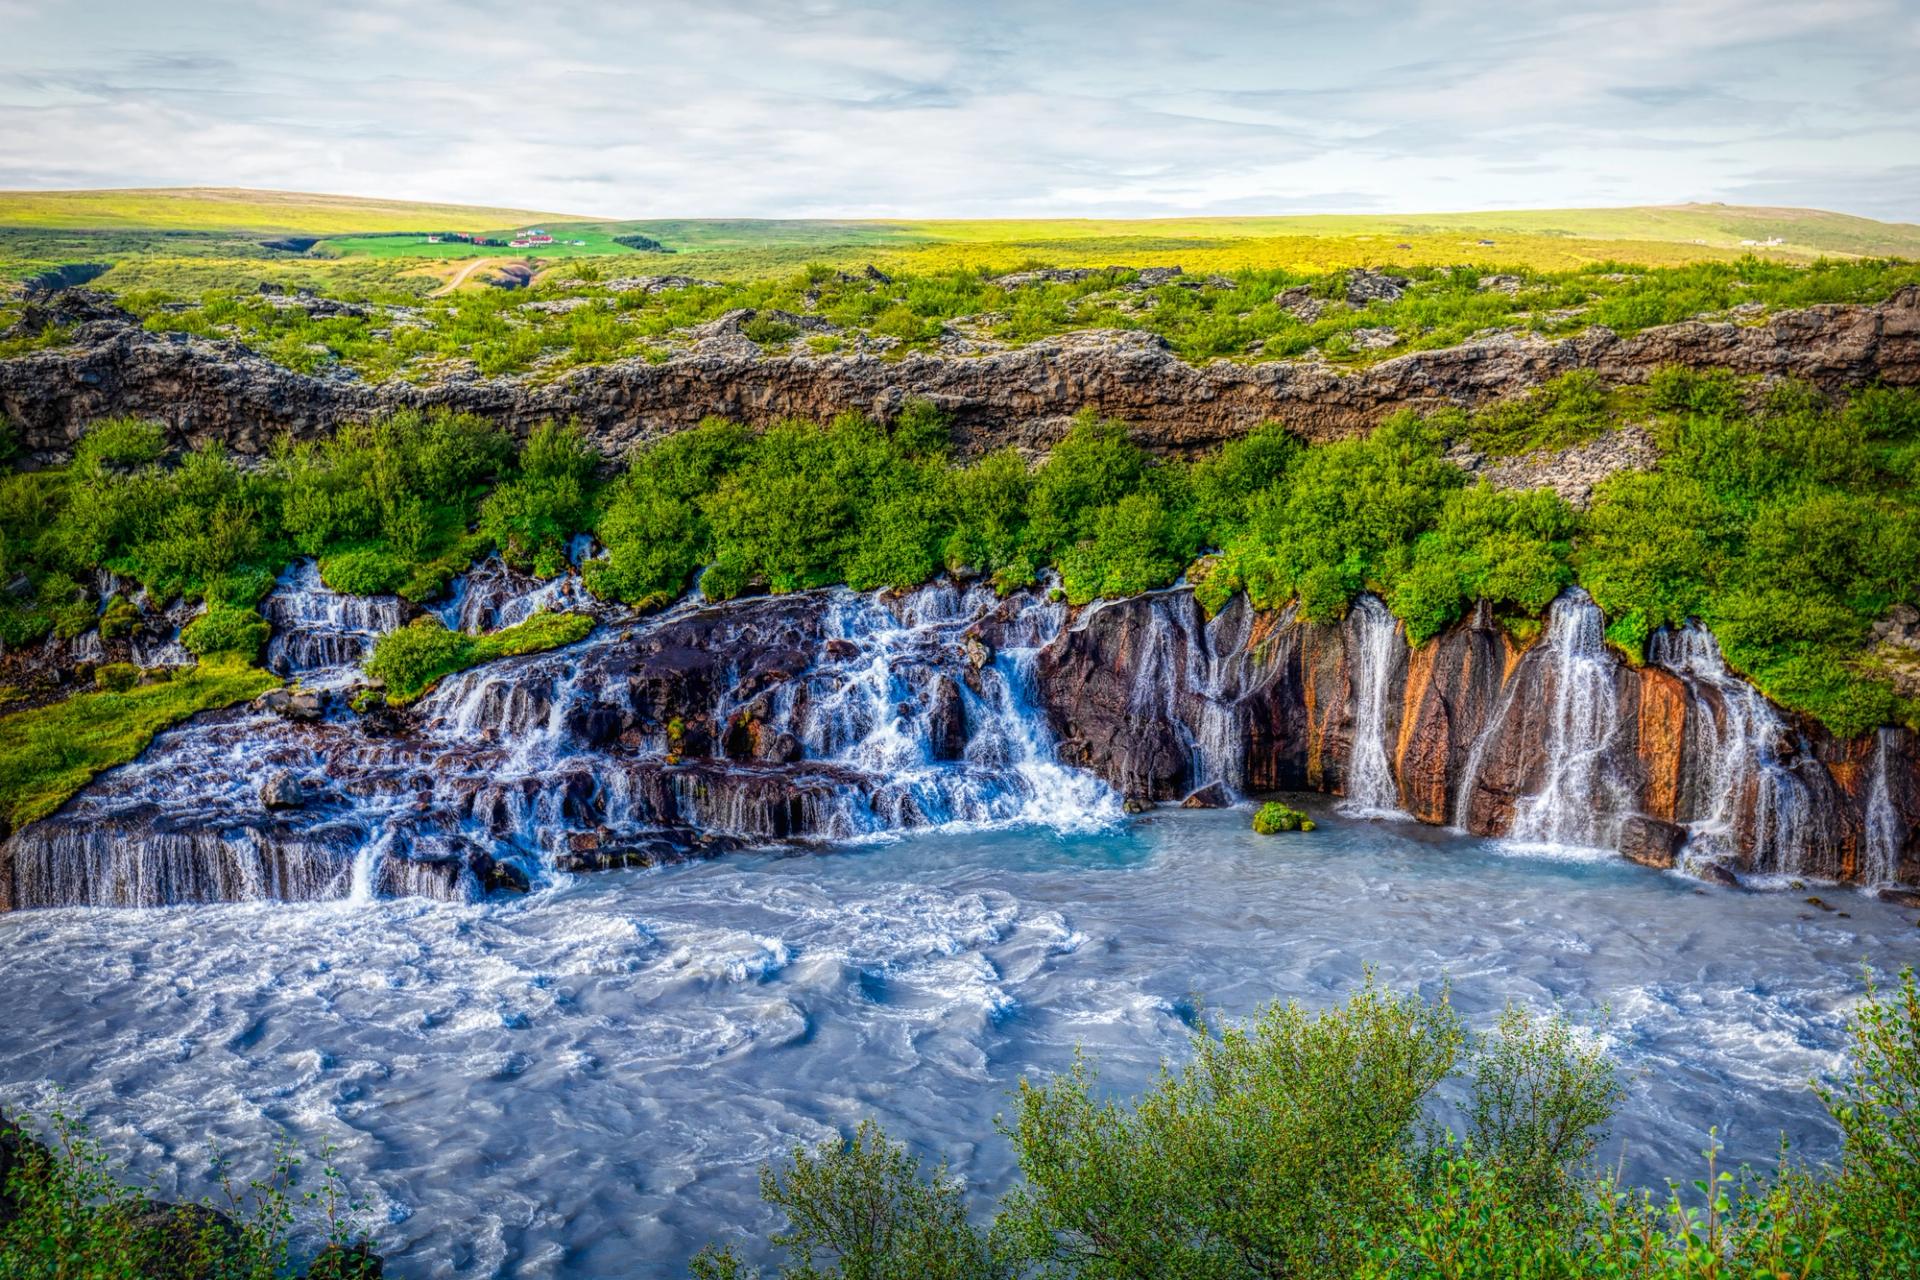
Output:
[
  {"xmin": 690, "ymin": 1120, "xmax": 1010, "ymax": 1280},
  {"xmin": 704, "ymin": 968, "xmax": 1920, "ymax": 1280},
  {"xmin": 1465, "ymin": 370, "xmax": 1618, "ymax": 456},
  {"xmin": 1252, "ymin": 801, "xmax": 1315, "ymax": 833},
  {"xmin": 181, "ymin": 603, "xmax": 269, "ymax": 661},
  {"xmin": 97, "ymin": 594, "xmax": 140, "ymax": 640},
  {"xmin": 479, "ymin": 422, "xmax": 600, "ymax": 576},
  {"xmin": 0, "ymin": 1108, "xmax": 376, "ymax": 1280},
  {"xmin": 318, "ymin": 547, "xmax": 407, "ymax": 595},
  {"xmin": 92, "ymin": 662, "xmax": 139, "ymax": 692},
  {"xmin": 363, "ymin": 610, "xmax": 592, "ymax": 704},
  {"xmin": 1815, "ymin": 966, "xmax": 1920, "ymax": 1276}
]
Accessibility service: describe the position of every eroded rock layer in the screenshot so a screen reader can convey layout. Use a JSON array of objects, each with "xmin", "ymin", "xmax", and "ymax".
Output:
[
  {"xmin": 3, "ymin": 562, "xmax": 1916, "ymax": 911},
  {"xmin": 5, "ymin": 287, "xmax": 1917, "ymax": 464}
]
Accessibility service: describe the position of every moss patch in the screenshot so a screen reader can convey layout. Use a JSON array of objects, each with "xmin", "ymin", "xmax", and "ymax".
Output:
[
  {"xmin": 1252, "ymin": 801, "xmax": 1316, "ymax": 834},
  {"xmin": 364, "ymin": 610, "xmax": 594, "ymax": 705},
  {"xmin": 0, "ymin": 657, "xmax": 280, "ymax": 830}
]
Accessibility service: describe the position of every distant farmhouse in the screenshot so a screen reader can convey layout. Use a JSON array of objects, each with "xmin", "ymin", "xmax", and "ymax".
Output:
[{"xmin": 510, "ymin": 228, "xmax": 556, "ymax": 248}]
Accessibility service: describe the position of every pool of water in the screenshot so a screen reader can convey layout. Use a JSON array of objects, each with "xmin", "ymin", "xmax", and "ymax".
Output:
[{"xmin": 2, "ymin": 800, "xmax": 1914, "ymax": 1277}]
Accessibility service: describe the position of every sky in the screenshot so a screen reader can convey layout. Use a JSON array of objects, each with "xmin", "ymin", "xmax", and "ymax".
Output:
[{"xmin": 2, "ymin": 0, "xmax": 1917, "ymax": 221}]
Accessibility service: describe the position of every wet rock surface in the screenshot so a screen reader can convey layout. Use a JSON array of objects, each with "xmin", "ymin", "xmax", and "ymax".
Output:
[
  {"xmin": 3, "ymin": 554, "xmax": 1916, "ymax": 911},
  {"xmin": 1034, "ymin": 588, "xmax": 1920, "ymax": 888}
]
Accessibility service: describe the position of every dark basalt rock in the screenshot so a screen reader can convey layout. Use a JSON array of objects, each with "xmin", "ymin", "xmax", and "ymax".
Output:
[
  {"xmin": 1618, "ymin": 814, "xmax": 1688, "ymax": 869},
  {"xmin": 1181, "ymin": 782, "xmax": 1231, "ymax": 808},
  {"xmin": 5, "ymin": 288, "xmax": 1914, "ymax": 466}
]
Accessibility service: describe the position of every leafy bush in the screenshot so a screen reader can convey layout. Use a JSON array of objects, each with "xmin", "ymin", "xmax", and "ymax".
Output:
[
  {"xmin": 0, "ymin": 1108, "xmax": 377, "ymax": 1280},
  {"xmin": 92, "ymin": 662, "xmax": 140, "ymax": 692},
  {"xmin": 703, "ymin": 967, "xmax": 1920, "ymax": 1280},
  {"xmin": 1252, "ymin": 801, "xmax": 1315, "ymax": 833},
  {"xmin": 479, "ymin": 423, "xmax": 600, "ymax": 577},
  {"xmin": 181, "ymin": 603, "xmax": 270, "ymax": 661},
  {"xmin": 363, "ymin": 610, "xmax": 593, "ymax": 704},
  {"xmin": 690, "ymin": 1121, "xmax": 1011, "ymax": 1280}
]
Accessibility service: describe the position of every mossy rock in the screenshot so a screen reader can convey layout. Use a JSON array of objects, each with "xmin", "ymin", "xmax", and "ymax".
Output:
[{"xmin": 1252, "ymin": 801, "xmax": 1315, "ymax": 834}]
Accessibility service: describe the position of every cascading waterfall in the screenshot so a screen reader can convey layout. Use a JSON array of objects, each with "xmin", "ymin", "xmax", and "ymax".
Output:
[
  {"xmin": 1863, "ymin": 729, "xmax": 1902, "ymax": 887},
  {"xmin": 1504, "ymin": 590, "xmax": 1631, "ymax": 850},
  {"xmin": 263, "ymin": 560, "xmax": 409, "ymax": 685},
  {"xmin": 7, "ymin": 564, "xmax": 1122, "ymax": 910},
  {"xmin": 1342, "ymin": 594, "xmax": 1404, "ymax": 816},
  {"xmin": 1647, "ymin": 624, "xmax": 1814, "ymax": 875}
]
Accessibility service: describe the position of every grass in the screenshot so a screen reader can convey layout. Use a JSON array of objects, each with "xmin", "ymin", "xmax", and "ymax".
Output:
[
  {"xmin": 0, "ymin": 657, "xmax": 280, "ymax": 830},
  {"xmin": 321, "ymin": 227, "xmax": 660, "ymax": 261},
  {"xmin": 0, "ymin": 187, "xmax": 586, "ymax": 235},
  {"xmin": 94, "ymin": 254, "xmax": 1920, "ymax": 384},
  {"xmin": 362, "ymin": 610, "xmax": 594, "ymax": 704}
]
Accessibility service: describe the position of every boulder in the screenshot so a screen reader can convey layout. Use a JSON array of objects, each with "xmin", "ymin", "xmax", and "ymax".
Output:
[
  {"xmin": 259, "ymin": 770, "xmax": 308, "ymax": 811},
  {"xmin": 1618, "ymin": 814, "xmax": 1687, "ymax": 869},
  {"xmin": 1345, "ymin": 269, "xmax": 1409, "ymax": 306},
  {"xmin": 1181, "ymin": 782, "xmax": 1232, "ymax": 808},
  {"xmin": 925, "ymin": 676, "xmax": 969, "ymax": 762}
]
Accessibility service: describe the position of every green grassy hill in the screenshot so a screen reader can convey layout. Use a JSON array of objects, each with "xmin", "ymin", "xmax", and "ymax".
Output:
[
  {"xmin": 1, "ymin": 188, "xmax": 1915, "ymax": 288},
  {"xmin": 0, "ymin": 187, "xmax": 591, "ymax": 235}
]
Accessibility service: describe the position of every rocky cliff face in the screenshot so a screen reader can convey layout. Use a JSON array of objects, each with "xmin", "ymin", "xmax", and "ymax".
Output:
[
  {"xmin": 1034, "ymin": 588, "xmax": 1920, "ymax": 887},
  {"xmin": 3, "ymin": 563, "xmax": 1915, "ymax": 912},
  {"xmin": 6, "ymin": 286, "xmax": 1917, "ymax": 463}
]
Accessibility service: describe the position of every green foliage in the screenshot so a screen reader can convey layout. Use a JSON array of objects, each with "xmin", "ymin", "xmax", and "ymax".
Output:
[
  {"xmin": 1579, "ymin": 380, "xmax": 1920, "ymax": 730},
  {"xmin": 0, "ymin": 1107, "xmax": 374, "ymax": 1280},
  {"xmin": 1391, "ymin": 485, "xmax": 1576, "ymax": 645},
  {"xmin": 1209, "ymin": 412, "xmax": 1462, "ymax": 619},
  {"xmin": 692, "ymin": 1120, "xmax": 1012, "ymax": 1280},
  {"xmin": 0, "ymin": 656, "xmax": 279, "ymax": 829},
  {"xmin": 181, "ymin": 603, "xmax": 271, "ymax": 661},
  {"xmin": 1252, "ymin": 801, "xmax": 1316, "ymax": 834},
  {"xmin": 92, "ymin": 662, "xmax": 140, "ymax": 693},
  {"xmin": 1464, "ymin": 371, "xmax": 1620, "ymax": 456},
  {"xmin": 1464, "ymin": 1005, "xmax": 1624, "ymax": 1209},
  {"xmin": 1815, "ymin": 966, "xmax": 1920, "ymax": 1277},
  {"xmin": 709, "ymin": 969, "xmax": 1920, "ymax": 1280},
  {"xmin": 1002, "ymin": 974, "xmax": 1464, "ymax": 1279},
  {"xmin": 363, "ymin": 610, "xmax": 593, "ymax": 704},
  {"xmin": 478, "ymin": 423, "xmax": 599, "ymax": 577}
]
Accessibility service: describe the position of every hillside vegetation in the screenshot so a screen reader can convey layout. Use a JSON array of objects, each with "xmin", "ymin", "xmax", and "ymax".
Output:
[
  {"xmin": 5, "ymin": 375, "xmax": 1918, "ymax": 743},
  {"xmin": 691, "ymin": 968, "xmax": 1920, "ymax": 1280}
]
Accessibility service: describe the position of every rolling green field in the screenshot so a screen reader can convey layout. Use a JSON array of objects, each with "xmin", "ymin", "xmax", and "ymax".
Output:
[
  {"xmin": 6, "ymin": 189, "xmax": 1920, "ymax": 286},
  {"xmin": 0, "ymin": 187, "xmax": 582, "ymax": 235}
]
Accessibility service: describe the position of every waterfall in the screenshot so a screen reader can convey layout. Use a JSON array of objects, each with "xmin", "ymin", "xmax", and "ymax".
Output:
[
  {"xmin": 1342, "ymin": 595, "xmax": 1404, "ymax": 816},
  {"xmin": 1864, "ymin": 729, "xmax": 1902, "ymax": 887},
  {"xmin": 262, "ymin": 560, "xmax": 409, "ymax": 686},
  {"xmin": 1647, "ymin": 624, "xmax": 1814, "ymax": 876},
  {"xmin": 1493, "ymin": 590, "xmax": 1632, "ymax": 851}
]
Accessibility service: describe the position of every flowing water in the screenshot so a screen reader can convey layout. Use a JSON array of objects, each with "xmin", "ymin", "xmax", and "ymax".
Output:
[
  {"xmin": 1342, "ymin": 594, "xmax": 1404, "ymax": 816},
  {"xmin": 1648, "ymin": 624, "xmax": 1817, "ymax": 875},
  {"xmin": 1506, "ymin": 590, "xmax": 1632, "ymax": 851},
  {"xmin": 1, "ymin": 807, "xmax": 1913, "ymax": 1278}
]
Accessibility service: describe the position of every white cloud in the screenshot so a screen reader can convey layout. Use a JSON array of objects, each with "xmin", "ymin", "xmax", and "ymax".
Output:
[{"xmin": 0, "ymin": 0, "xmax": 1914, "ymax": 219}]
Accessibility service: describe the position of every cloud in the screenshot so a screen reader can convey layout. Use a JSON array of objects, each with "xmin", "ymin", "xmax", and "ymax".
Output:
[{"xmin": 0, "ymin": 0, "xmax": 1913, "ymax": 218}]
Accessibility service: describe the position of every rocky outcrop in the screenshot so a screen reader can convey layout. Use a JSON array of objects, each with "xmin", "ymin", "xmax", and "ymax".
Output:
[
  {"xmin": 6, "ymin": 287, "xmax": 1916, "ymax": 464},
  {"xmin": 1031, "ymin": 588, "xmax": 1920, "ymax": 887}
]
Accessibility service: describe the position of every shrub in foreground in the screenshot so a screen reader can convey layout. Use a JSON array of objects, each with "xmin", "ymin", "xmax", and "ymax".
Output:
[
  {"xmin": 0, "ymin": 1108, "xmax": 378, "ymax": 1279},
  {"xmin": 701, "ymin": 968, "xmax": 1920, "ymax": 1280}
]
